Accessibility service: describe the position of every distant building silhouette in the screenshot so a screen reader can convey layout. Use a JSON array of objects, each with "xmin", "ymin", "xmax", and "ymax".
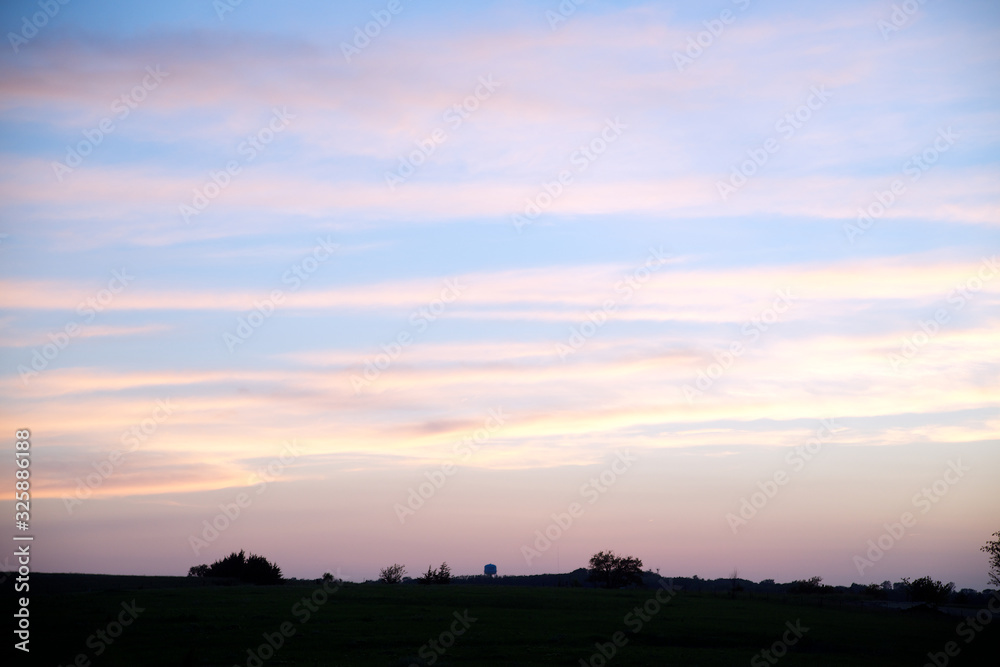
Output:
[{"xmin": 484, "ymin": 563, "xmax": 497, "ymax": 577}]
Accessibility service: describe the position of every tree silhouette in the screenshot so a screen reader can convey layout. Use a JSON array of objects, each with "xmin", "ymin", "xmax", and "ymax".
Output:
[
  {"xmin": 729, "ymin": 568, "xmax": 742, "ymax": 596},
  {"xmin": 982, "ymin": 531, "xmax": 1000, "ymax": 588},
  {"xmin": 418, "ymin": 562, "xmax": 452, "ymax": 585},
  {"xmin": 242, "ymin": 552, "xmax": 283, "ymax": 584},
  {"xmin": 379, "ymin": 563, "xmax": 406, "ymax": 584},
  {"xmin": 789, "ymin": 576, "xmax": 824, "ymax": 594},
  {"xmin": 587, "ymin": 551, "xmax": 643, "ymax": 588},
  {"xmin": 188, "ymin": 550, "xmax": 283, "ymax": 585},
  {"xmin": 902, "ymin": 576, "xmax": 954, "ymax": 605}
]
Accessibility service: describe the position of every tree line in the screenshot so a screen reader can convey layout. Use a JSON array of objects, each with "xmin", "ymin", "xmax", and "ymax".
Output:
[{"xmin": 188, "ymin": 532, "xmax": 1000, "ymax": 596}]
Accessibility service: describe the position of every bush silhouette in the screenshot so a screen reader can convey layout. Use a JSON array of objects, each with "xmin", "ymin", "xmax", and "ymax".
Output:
[
  {"xmin": 418, "ymin": 562, "xmax": 452, "ymax": 585},
  {"xmin": 379, "ymin": 563, "xmax": 406, "ymax": 584},
  {"xmin": 903, "ymin": 576, "xmax": 954, "ymax": 605},
  {"xmin": 789, "ymin": 576, "xmax": 826, "ymax": 594},
  {"xmin": 188, "ymin": 550, "xmax": 283, "ymax": 585},
  {"xmin": 588, "ymin": 551, "xmax": 643, "ymax": 588},
  {"xmin": 187, "ymin": 564, "xmax": 209, "ymax": 578}
]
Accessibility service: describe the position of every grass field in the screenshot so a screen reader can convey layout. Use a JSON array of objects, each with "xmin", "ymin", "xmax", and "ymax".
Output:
[{"xmin": 25, "ymin": 575, "xmax": 999, "ymax": 666}]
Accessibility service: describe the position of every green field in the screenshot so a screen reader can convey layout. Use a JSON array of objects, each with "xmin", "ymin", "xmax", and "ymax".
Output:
[{"xmin": 25, "ymin": 575, "xmax": 999, "ymax": 666}]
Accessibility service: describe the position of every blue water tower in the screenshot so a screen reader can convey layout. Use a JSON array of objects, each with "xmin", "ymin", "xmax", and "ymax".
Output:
[{"xmin": 484, "ymin": 563, "xmax": 497, "ymax": 577}]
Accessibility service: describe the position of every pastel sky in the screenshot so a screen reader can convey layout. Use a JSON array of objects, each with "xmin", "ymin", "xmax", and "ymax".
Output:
[{"xmin": 0, "ymin": 0, "xmax": 998, "ymax": 589}]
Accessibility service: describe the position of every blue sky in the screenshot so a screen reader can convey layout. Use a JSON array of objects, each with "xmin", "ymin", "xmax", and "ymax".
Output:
[{"xmin": 0, "ymin": 0, "xmax": 998, "ymax": 588}]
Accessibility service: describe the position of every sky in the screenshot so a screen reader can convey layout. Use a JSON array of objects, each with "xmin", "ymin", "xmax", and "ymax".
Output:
[{"xmin": 0, "ymin": 0, "xmax": 998, "ymax": 590}]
